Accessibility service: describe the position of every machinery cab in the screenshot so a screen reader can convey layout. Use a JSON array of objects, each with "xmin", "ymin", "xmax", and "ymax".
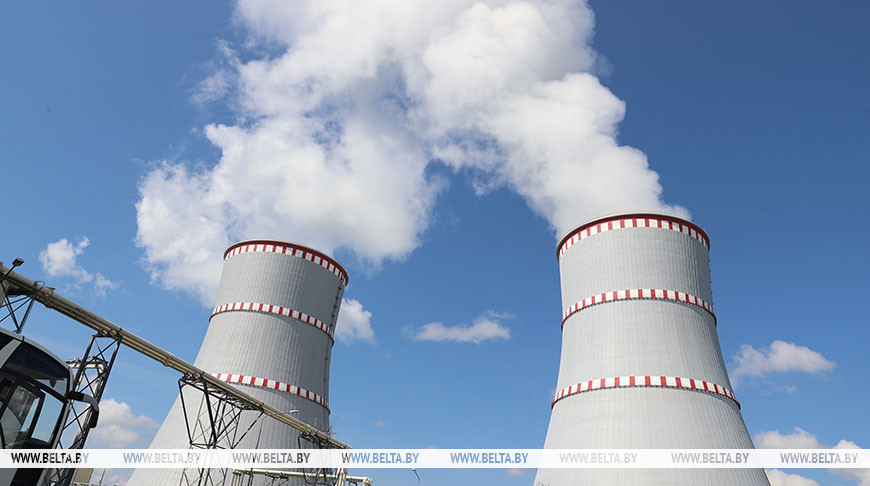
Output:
[
  {"xmin": 0, "ymin": 327, "xmax": 70, "ymax": 449},
  {"xmin": 0, "ymin": 326, "xmax": 72, "ymax": 485}
]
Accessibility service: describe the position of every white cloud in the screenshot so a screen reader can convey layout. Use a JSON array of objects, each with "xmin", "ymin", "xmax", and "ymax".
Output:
[
  {"xmin": 732, "ymin": 341, "xmax": 835, "ymax": 384},
  {"xmin": 97, "ymin": 398, "xmax": 160, "ymax": 428},
  {"xmin": 766, "ymin": 469, "xmax": 821, "ymax": 486},
  {"xmin": 755, "ymin": 427, "xmax": 822, "ymax": 449},
  {"xmin": 136, "ymin": 0, "xmax": 686, "ymax": 304},
  {"xmin": 755, "ymin": 428, "xmax": 870, "ymax": 486},
  {"xmin": 409, "ymin": 311, "xmax": 511, "ymax": 344},
  {"xmin": 89, "ymin": 424, "xmax": 141, "ymax": 449},
  {"xmin": 40, "ymin": 237, "xmax": 91, "ymax": 280},
  {"xmin": 87, "ymin": 398, "xmax": 159, "ymax": 448},
  {"xmin": 39, "ymin": 237, "xmax": 119, "ymax": 297},
  {"xmin": 335, "ymin": 298, "xmax": 375, "ymax": 344},
  {"xmin": 830, "ymin": 440, "xmax": 870, "ymax": 486}
]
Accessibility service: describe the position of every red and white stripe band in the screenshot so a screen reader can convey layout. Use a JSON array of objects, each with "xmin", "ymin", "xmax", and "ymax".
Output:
[
  {"xmin": 562, "ymin": 288, "xmax": 715, "ymax": 328},
  {"xmin": 552, "ymin": 375, "xmax": 739, "ymax": 409},
  {"xmin": 212, "ymin": 373, "xmax": 329, "ymax": 411},
  {"xmin": 224, "ymin": 241, "xmax": 348, "ymax": 287},
  {"xmin": 210, "ymin": 302, "xmax": 334, "ymax": 340},
  {"xmin": 558, "ymin": 215, "xmax": 710, "ymax": 259}
]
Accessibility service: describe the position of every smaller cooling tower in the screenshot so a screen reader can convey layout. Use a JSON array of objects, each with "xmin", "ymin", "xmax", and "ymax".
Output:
[
  {"xmin": 535, "ymin": 213, "xmax": 769, "ymax": 486},
  {"xmin": 129, "ymin": 240, "xmax": 347, "ymax": 486}
]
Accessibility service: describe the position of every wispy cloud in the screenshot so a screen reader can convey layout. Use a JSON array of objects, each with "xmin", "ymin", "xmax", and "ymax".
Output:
[
  {"xmin": 39, "ymin": 237, "xmax": 119, "ymax": 297},
  {"xmin": 191, "ymin": 40, "xmax": 238, "ymax": 106},
  {"xmin": 731, "ymin": 340, "xmax": 835, "ymax": 386},
  {"xmin": 408, "ymin": 311, "xmax": 511, "ymax": 344},
  {"xmin": 335, "ymin": 298, "xmax": 375, "ymax": 344}
]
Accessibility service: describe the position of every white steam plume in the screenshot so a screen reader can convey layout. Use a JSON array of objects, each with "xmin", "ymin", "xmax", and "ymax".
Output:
[{"xmin": 137, "ymin": 0, "xmax": 687, "ymax": 304}]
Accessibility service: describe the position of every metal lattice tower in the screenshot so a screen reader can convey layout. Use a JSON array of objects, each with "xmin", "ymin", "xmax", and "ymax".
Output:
[
  {"xmin": 535, "ymin": 213, "xmax": 769, "ymax": 485},
  {"xmin": 129, "ymin": 240, "xmax": 347, "ymax": 486},
  {"xmin": 46, "ymin": 334, "xmax": 121, "ymax": 486}
]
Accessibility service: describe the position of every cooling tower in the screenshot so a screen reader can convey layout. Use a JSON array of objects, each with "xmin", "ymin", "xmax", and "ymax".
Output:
[
  {"xmin": 535, "ymin": 213, "xmax": 769, "ymax": 485},
  {"xmin": 129, "ymin": 240, "xmax": 346, "ymax": 486}
]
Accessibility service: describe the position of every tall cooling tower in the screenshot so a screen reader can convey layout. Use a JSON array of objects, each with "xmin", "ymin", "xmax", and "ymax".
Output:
[
  {"xmin": 129, "ymin": 240, "xmax": 346, "ymax": 486},
  {"xmin": 535, "ymin": 213, "xmax": 769, "ymax": 485}
]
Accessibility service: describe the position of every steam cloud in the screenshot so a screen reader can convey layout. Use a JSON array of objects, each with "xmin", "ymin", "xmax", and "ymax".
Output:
[{"xmin": 136, "ymin": 0, "xmax": 687, "ymax": 304}]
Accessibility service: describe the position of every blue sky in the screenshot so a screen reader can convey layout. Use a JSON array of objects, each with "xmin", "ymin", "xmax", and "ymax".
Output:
[{"xmin": 1, "ymin": 1, "xmax": 868, "ymax": 485}]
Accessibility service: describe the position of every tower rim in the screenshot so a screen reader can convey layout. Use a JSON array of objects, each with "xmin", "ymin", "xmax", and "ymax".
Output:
[
  {"xmin": 556, "ymin": 212, "xmax": 710, "ymax": 260},
  {"xmin": 223, "ymin": 238, "xmax": 349, "ymax": 284}
]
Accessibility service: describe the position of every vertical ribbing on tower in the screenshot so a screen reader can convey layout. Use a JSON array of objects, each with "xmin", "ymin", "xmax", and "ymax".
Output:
[{"xmin": 535, "ymin": 213, "xmax": 769, "ymax": 485}]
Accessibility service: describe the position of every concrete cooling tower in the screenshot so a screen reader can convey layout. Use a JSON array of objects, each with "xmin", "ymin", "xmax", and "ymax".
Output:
[
  {"xmin": 535, "ymin": 213, "xmax": 769, "ymax": 485},
  {"xmin": 129, "ymin": 240, "xmax": 347, "ymax": 486}
]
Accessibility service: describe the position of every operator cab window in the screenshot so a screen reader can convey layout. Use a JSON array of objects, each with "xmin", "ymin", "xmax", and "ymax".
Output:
[{"xmin": 0, "ymin": 342, "xmax": 68, "ymax": 449}]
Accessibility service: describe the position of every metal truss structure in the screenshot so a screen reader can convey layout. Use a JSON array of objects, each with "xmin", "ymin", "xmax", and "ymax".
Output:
[
  {"xmin": 294, "ymin": 430, "xmax": 343, "ymax": 486},
  {"xmin": 178, "ymin": 374, "xmax": 264, "ymax": 486},
  {"xmin": 0, "ymin": 258, "xmax": 39, "ymax": 334},
  {"xmin": 44, "ymin": 333, "xmax": 122, "ymax": 486},
  {"xmin": 229, "ymin": 469, "xmax": 369, "ymax": 486}
]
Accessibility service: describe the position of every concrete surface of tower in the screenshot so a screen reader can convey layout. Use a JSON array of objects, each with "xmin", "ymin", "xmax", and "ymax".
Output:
[
  {"xmin": 535, "ymin": 213, "xmax": 770, "ymax": 485},
  {"xmin": 128, "ymin": 240, "xmax": 347, "ymax": 486}
]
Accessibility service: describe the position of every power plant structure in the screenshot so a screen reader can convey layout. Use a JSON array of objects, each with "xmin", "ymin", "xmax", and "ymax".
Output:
[
  {"xmin": 128, "ymin": 240, "xmax": 348, "ymax": 486},
  {"xmin": 535, "ymin": 213, "xmax": 770, "ymax": 485}
]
